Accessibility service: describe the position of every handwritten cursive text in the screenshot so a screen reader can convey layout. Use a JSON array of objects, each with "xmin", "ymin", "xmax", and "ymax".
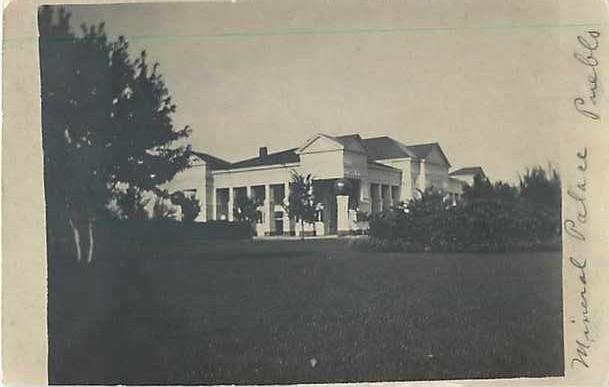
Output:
[{"xmin": 573, "ymin": 31, "xmax": 600, "ymax": 120}]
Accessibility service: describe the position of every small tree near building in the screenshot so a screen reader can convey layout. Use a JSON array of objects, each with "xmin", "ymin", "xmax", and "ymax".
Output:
[
  {"xmin": 234, "ymin": 195, "xmax": 258, "ymax": 223},
  {"xmin": 284, "ymin": 171, "xmax": 318, "ymax": 240},
  {"xmin": 152, "ymin": 195, "xmax": 179, "ymax": 220},
  {"xmin": 171, "ymin": 191, "xmax": 201, "ymax": 222}
]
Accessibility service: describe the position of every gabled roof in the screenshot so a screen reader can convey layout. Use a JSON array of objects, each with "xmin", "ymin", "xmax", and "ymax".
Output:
[
  {"xmin": 296, "ymin": 133, "xmax": 367, "ymax": 154},
  {"xmin": 332, "ymin": 134, "xmax": 368, "ymax": 154},
  {"xmin": 223, "ymin": 148, "xmax": 300, "ymax": 170},
  {"xmin": 450, "ymin": 166, "xmax": 486, "ymax": 177},
  {"xmin": 189, "ymin": 151, "xmax": 231, "ymax": 169},
  {"xmin": 360, "ymin": 137, "xmax": 451, "ymax": 166},
  {"xmin": 194, "ymin": 132, "xmax": 454, "ymax": 171},
  {"xmin": 361, "ymin": 136, "xmax": 416, "ymax": 160},
  {"xmin": 406, "ymin": 142, "xmax": 451, "ymax": 167},
  {"xmin": 406, "ymin": 143, "xmax": 434, "ymax": 159}
]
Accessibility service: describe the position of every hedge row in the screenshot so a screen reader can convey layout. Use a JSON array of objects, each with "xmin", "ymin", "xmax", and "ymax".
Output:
[{"xmin": 360, "ymin": 193, "xmax": 561, "ymax": 253}]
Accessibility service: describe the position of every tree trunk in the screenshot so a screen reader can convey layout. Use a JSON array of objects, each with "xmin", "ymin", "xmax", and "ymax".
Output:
[
  {"xmin": 86, "ymin": 215, "xmax": 95, "ymax": 264},
  {"xmin": 68, "ymin": 217, "xmax": 82, "ymax": 262},
  {"xmin": 300, "ymin": 219, "xmax": 305, "ymax": 241}
]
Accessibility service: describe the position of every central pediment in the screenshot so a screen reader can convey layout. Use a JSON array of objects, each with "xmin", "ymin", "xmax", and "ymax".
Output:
[
  {"xmin": 296, "ymin": 134, "xmax": 344, "ymax": 154},
  {"xmin": 296, "ymin": 133, "xmax": 368, "ymax": 155}
]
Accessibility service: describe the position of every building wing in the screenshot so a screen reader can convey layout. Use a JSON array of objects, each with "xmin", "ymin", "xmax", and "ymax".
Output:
[{"xmin": 449, "ymin": 167, "xmax": 486, "ymax": 178}]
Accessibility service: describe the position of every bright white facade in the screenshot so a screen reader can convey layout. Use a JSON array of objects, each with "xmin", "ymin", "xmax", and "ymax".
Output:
[{"xmin": 168, "ymin": 133, "xmax": 483, "ymax": 236}]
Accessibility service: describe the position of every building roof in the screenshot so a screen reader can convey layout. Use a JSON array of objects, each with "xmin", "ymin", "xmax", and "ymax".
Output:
[
  {"xmin": 360, "ymin": 137, "xmax": 451, "ymax": 166},
  {"xmin": 360, "ymin": 136, "xmax": 416, "ymax": 159},
  {"xmin": 406, "ymin": 142, "xmax": 451, "ymax": 167},
  {"xmin": 222, "ymin": 148, "xmax": 300, "ymax": 170},
  {"xmin": 197, "ymin": 133, "xmax": 453, "ymax": 170},
  {"xmin": 406, "ymin": 143, "xmax": 435, "ymax": 159},
  {"xmin": 189, "ymin": 151, "xmax": 232, "ymax": 169},
  {"xmin": 332, "ymin": 134, "xmax": 368, "ymax": 154},
  {"xmin": 449, "ymin": 166, "xmax": 485, "ymax": 177}
]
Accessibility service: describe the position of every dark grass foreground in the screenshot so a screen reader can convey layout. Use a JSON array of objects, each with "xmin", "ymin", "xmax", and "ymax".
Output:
[{"xmin": 48, "ymin": 239, "xmax": 564, "ymax": 384}]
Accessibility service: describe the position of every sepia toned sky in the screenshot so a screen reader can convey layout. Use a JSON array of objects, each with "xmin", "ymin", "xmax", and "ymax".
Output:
[{"xmin": 62, "ymin": 0, "xmax": 600, "ymax": 182}]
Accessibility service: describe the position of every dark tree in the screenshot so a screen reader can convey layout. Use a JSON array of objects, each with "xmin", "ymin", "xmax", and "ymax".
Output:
[
  {"xmin": 152, "ymin": 196, "xmax": 179, "ymax": 220},
  {"xmin": 519, "ymin": 165, "xmax": 561, "ymax": 210},
  {"xmin": 284, "ymin": 171, "xmax": 318, "ymax": 240},
  {"xmin": 233, "ymin": 195, "xmax": 258, "ymax": 224},
  {"xmin": 461, "ymin": 174, "xmax": 493, "ymax": 201},
  {"xmin": 39, "ymin": 6, "xmax": 191, "ymax": 263},
  {"xmin": 171, "ymin": 191, "xmax": 201, "ymax": 222},
  {"xmin": 462, "ymin": 175, "xmax": 518, "ymax": 202},
  {"xmin": 114, "ymin": 186, "xmax": 151, "ymax": 221}
]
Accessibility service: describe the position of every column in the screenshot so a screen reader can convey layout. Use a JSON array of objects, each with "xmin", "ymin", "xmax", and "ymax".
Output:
[
  {"xmin": 377, "ymin": 184, "xmax": 384, "ymax": 213},
  {"xmin": 393, "ymin": 185, "xmax": 401, "ymax": 207},
  {"xmin": 212, "ymin": 188, "xmax": 217, "ymax": 221},
  {"xmin": 418, "ymin": 160, "xmax": 427, "ymax": 191},
  {"xmin": 228, "ymin": 187, "xmax": 234, "ymax": 221},
  {"xmin": 359, "ymin": 178, "xmax": 370, "ymax": 214},
  {"xmin": 264, "ymin": 184, "xmax": 273, "ymax": 235},
  {"xmin": 283, "ymin": 182, "xmax": 293, "ymax": 235},
  {"xmin": 336, "ymin": 194, "xmax": 350, "ymax": 236},
  {"xmin": 388, "ymin": 185, "xmax": 394, "ymax": 208},
  {"xmin": 370, "ymin": 183, "xmax": 377, "ymax": 214},
  {"xmin": 199, "ymin": 163, "xmax": 207, "ymax": 222},
  {"xmin": 246, "ymin": 185, "xmax": 252, "ymax": 199}
]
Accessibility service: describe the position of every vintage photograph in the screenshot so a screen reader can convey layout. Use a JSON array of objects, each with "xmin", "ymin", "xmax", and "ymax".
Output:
[{"xmin": 39, "ymin": 1, "xmax": 564, "ymax": 384}]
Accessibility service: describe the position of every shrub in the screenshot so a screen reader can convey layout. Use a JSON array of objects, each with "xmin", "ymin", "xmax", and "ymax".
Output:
[{"xmin": 366, "ymin": 172, "xmax": 561, "ymax": 253}]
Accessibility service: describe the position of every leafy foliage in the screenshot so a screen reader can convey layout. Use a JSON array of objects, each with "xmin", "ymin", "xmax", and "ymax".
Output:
[
  {"xmin": 152, "ymin": 196, "xmax": 179, "ymax": 220},
  {"xmin": 284, "ymin": 172, "xmax": 318, "ymax": 223},
  {"xmin": 114, "ymin": 186, "xmax": 151, "ymax": 221},
  {"xmin": 462, "ymin": 175, "xmax": 518, "ymax": 202},
  {"xmin": 519, "ymin": 165, "xmax": 561, "ymax": 211},
  {"xmin": 365, "ymin": 166, "xmax": 561, "ymax": 252},
  {"xmin": 39, "ymin": 6, "xmax": 192, "ymax": 261},
  {"xmin": 233, "ymin": 195, "xmax": 259, "ymax": 224},
  {"xmin": 171, "ymin": 192, "xmax": 201, "ymax": 222},
  {"xmin": 284, "ymin": 172, "xmax": 319, "ymax": 238}
]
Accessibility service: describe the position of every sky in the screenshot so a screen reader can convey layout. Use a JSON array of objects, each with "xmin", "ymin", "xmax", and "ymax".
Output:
[{"xmin": 61, "ymin": 0, "xmax": 593, "ymax": 182}]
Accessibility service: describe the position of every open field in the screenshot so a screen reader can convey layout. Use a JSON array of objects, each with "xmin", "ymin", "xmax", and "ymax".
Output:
[{"xmin": 48, "ymin": 239, "xmax": 563, "ymax": 384}]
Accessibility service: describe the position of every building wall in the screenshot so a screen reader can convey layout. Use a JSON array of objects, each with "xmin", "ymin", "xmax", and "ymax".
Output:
[
  {"xmin": 366, "ymin": 165, "xmax": 401, "ymax": 186},
  {"xmin": 299, "ymin": 151, "xmax": 345, "ymax": 179},
  {"xmin": 411, "ymin": 160, "xmax": 421, "ymax": 194},
  {"xmin": 377, "ymin": 158, "xmax": 413, "ymax": 202},
  {"xmin": 343, "ymin": 150, "xmax": 368, "ymax": 180},
  {"xmin": 425, "ymin": 162, "xmax": 450, "ymax": 191},
  {"xmin": 161, "ymin": 162, "xmax": 206, "ymax": 220},
  {"xmin": 212, "ymin": 164, "xmax": 299, "ymax": 188}
]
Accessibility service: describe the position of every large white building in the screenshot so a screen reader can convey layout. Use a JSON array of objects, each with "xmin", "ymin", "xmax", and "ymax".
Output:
[{"xmin": 168, "ymin": 133, "xmax": 484, "ymax": 236}]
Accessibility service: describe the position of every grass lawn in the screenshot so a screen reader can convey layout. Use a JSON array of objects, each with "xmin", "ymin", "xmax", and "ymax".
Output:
[{"xmin": 48, "ymin": 238, "xmax": 563, "ymax": 384}]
